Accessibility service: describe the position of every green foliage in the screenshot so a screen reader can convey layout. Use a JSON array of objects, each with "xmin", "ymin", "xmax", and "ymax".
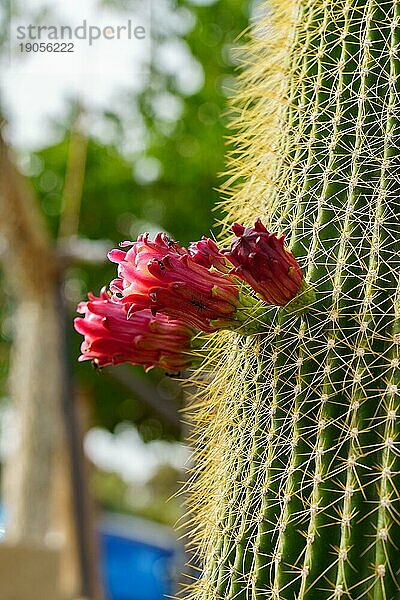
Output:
[
  {"xmin": 92, "ymin": 463, "xmax": 183, "ymax": 526},
  {"xmin": 187, "ymin": 1, "xmax": 400, "ymax": 598},
  {"xmin": 138, "ymin": 0, "xmax": 249, "ymax": 244},
  {"xmin": 0, "ymin": 0, "xmax": 250, "ymax": 439}
]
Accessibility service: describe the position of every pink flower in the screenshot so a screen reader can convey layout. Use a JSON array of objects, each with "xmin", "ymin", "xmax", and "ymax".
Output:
[
  {"xmin": 223, "ymin": 219, "xmax": 303, "ymax": 306},
  {"xmin": 108, "ymin": 233, "xmax": 187, "ymax": 296},
  {"xmin": 74, "ymin": 289, "xmax": 193, "ymax": 372},
  {"xmin": 108, "ymin": 233, "xmax": 243, "ymax": 333},
  {"xmin": 188, "ymin": 237, "xmax": 230, "ymax": 272}
]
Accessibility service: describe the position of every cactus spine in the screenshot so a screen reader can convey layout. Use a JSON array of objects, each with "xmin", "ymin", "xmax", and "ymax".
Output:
[{"xmin": 186, "ymin": 1, "xmax": 400, "ymax": 599}]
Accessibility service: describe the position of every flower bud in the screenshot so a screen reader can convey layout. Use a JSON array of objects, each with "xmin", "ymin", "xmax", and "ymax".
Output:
[
  {"xmin": 108, "ymin": 234, "xmax": 243, "ymax": 333},
  {"xmin": 188, "ymin": 237, "xmax": 230, "ymax": 272},
  {"xmin": 224, "ymin": 219, "xmax": 303, "ymax": 305},
  {"xmin": 74, "ymin": 289, "xmax": 193, "ymax": 372}
]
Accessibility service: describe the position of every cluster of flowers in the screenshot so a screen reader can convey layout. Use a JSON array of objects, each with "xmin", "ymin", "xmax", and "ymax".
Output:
[{"xmin": 74, "ymin": 219, "xmax": 303, "ymax": 373}]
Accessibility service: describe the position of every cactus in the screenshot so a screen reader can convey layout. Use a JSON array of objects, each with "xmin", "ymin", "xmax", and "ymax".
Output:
[{"xmin": 185, "ymin": 0, "xmax": 400, "ymax": 599}]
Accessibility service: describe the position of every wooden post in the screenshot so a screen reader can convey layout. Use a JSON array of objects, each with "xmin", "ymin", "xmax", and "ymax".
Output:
[{"xmin": 0, "ymin": 130, "xmax": 102, "ymax": 599}]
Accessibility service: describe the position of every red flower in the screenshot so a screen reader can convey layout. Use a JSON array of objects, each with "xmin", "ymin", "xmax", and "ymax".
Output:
[
  {"xmin": 108, "ymin": 233, "xmax": 244, "ymax": 333},
  {"xmin": 74, "ymin": 290, "xmax": 193, "ymax": 372},
  {"xmin": 188, "ymin": 237, "xmax": 230, "ymax": 272},
  {"xmin": 223, "ymin": 219, "xmax": 303, "ymax": 306},
  {"xmin": 108, "ymin": 233, "xmax": 187, "ymax": 296}
]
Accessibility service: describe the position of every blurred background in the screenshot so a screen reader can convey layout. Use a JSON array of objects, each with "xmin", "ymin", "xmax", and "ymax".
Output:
[{"xmin": 0, "ymin": 0, "xmax": 260, "ymax": 598}]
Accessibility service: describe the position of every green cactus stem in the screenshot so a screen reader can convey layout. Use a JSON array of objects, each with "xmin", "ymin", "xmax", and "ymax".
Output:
[{"xmin": 185, "ymin": 1, "xmax": 400, "ymax": 599}]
